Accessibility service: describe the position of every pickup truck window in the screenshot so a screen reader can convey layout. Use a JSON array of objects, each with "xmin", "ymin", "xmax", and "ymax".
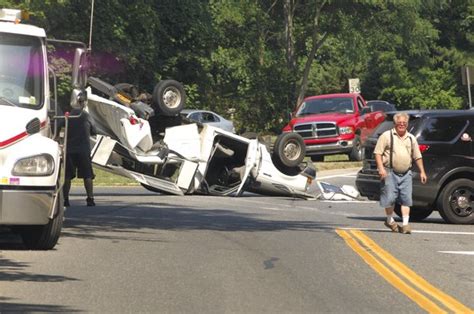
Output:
[
  {"xmin": 357, "ymin": 98, "xmax": 364, "ymax": 112},
  {"xmin": 296, "ymin": 97, "xmax": 354, "ymax": 116}
]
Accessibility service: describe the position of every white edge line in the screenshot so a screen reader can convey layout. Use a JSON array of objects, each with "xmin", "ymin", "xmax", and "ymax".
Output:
[
  {"xmin": 338, "ymin": 227, "xmax": 474, "ymax": 235},
  {"xmin": 438, "ymin": 251, "xmax": 474, "ymax": 255},
  {"xmin": 317, "ymin": 173, "xmax": 358, "ymax": 180}
]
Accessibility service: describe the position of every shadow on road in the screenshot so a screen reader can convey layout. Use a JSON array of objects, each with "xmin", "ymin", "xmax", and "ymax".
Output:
[
  {"xmin": 0, "ymin": 257, "xmax": 82, "ymax": 312},
  {"xmin": 60, "ymin": 198, "xmax": 339, "ymax": 242},
  {"xmin": 0, "ymin": 297, "xmax": 80, "ymax": 312}
]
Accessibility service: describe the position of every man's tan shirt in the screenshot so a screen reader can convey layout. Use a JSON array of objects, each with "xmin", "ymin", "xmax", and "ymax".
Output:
[{"xmin": 374, "ymin": 128, "xmax": 422, "ymax": 173}]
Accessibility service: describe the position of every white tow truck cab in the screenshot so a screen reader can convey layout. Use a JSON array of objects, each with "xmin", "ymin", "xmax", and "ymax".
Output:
[{"xmin": 0, "ymin": 8, "xmax": 85, "ymax": 249}]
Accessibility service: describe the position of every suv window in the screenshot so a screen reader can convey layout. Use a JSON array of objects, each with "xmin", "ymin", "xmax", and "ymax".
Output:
[{"xmin": 418, "ymin": 118, "xmax": 467, "ymax": 142}]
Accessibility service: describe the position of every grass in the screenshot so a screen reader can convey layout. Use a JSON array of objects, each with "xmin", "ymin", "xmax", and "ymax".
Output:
[
  {"xmin": 73, "ymin": 154, "xmax": 361, "ymax": 186},
  {"xmin": 313, "ymin": 155, "xmax": 363, "ymax": 171},
  {"xmin": 72, "ymin": 168, "xmax": 138, "ymax": 186}
]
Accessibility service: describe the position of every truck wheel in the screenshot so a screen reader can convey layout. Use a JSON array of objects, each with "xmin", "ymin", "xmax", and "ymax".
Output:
[
  {"xmin": 152, "ymin": 80, "xmax": 186, "ymax": 116},
  {"xmin": 349, "ymin": 135, "xmax": 364, "ymax": 161},
  {"xmin": 19, "ymin": 194, "xmax": 64, "ymax": 250},
  {"xmin": 272, "ymin": 133, "xmax": 305, "ymax": 168},
  {"xmin": 393, "ymin": 204, "xmax": 433, "ymax": 222},
  {"xmin": 437, "ymin": 179, "xmax": 473, "ymax": 224}
]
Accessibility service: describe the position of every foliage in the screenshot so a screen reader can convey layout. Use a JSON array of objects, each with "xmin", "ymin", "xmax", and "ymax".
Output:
[{"xmin": 5, "ymin": 0, "xmax": 472, "ymax": 132}]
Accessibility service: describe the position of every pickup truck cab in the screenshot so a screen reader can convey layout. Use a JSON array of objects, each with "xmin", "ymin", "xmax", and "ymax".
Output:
[{"xmin": 282, "ymin": 93, "xmax": 385, "ymax": 161}]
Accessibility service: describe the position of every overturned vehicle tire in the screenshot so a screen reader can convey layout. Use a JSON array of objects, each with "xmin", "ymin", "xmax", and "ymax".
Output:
[
  {"xmin": 272, "ymin": 132, "xmax": 306, "ymax": 168},
  {"xmin": 152, "ymin": 80, "xmax": 186, "ymax": 116}
]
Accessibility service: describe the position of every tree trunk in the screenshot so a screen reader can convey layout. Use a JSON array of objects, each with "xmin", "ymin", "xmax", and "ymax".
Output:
[
  {"xmin": 295, "ymin": 1, "xmax": 328, "ymax": 109},
  {"xmin": 284, "ymin": 0, "xmax": 296, "ymax": 72}
]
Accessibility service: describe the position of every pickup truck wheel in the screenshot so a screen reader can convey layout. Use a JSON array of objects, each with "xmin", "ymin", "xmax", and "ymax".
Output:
[
  {"xmin": 19, "ymin": 193, "xmax": 64, "ymax": 250},
  {"xmin": 349, "ymin": 135, "xmax": 364, "ymax": 161},
  {"xmin": 152, "ymin": 80, "xmax": 186, "ymax": 116},
  {"xmin": 273, "ymin": 133, "xmax": 305, "ymax": 168},
  {"xmin": 437, "ymin": 179, "xmax": 473, "ymax": 224},
  {"xmin": 393, "ymin": 204, "xmax": 433, "ymax": 222}
]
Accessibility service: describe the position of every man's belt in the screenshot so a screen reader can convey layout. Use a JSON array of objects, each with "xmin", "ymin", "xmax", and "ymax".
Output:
[{"xmin": 392, "ymin": 169, "xmax": 409, "ymax": 177}]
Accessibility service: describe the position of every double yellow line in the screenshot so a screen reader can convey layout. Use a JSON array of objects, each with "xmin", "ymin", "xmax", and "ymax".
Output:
[{"xmin": 336, "ymin": 229, "xmax": 473, "ymax": 313}]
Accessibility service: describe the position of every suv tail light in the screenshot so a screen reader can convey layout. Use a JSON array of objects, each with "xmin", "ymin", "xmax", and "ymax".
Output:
[{"xmin": 419, "ymin": 144, "xmax": 430, "ymax": 153}]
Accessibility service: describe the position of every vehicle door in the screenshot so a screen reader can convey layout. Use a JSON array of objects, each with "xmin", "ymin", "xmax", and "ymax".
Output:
[
  {"xmin": 460, "ymin": 119, "xmax": 473, "ymax": 157},
  {"xmin": 357, "ymin": 97, "xmax": 371, "ymax": 141},
  {"xmin": 417, "ymin": 116, "xmax": 472, "ymax": 170},
  {"xmin": 188, "ymin": 112, "xmax": 202, "ymax": 123}
]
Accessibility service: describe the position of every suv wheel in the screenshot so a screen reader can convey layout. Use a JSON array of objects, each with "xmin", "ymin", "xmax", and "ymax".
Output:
[
  {"xmin": 438, "ymin": 179, "xmax": 473, "ymax": 224},
  {"xmin": 393, "ymin": 204, "xmax": 433, "ymax": 222}
]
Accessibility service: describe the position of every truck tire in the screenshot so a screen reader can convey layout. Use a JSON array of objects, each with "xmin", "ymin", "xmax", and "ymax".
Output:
[
  {"xmin": 272, "ymin": 133, "xmax": 305, "ymax": 168},
  {"xmin": 349, "ymin": 135, "xmax": 364, "ymax": 161},
  {"xmin": 393, "ymin": 204, "xmax": 433, "ymax": 222},
  {"xmin": 437, "ymin": 179, "xmax": 473, "ymax": 224},
  {"xmin": 152, "ymin": 80, "xmax": 186, "ymax": 116},
  {"xmin": 19, "ymin": 193, "xmax": 64, "ymax": 250}
]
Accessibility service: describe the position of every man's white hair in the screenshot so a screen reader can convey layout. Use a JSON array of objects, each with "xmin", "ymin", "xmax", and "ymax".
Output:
[{"xmin": 393, "ymin": 112, "xmax": 409, "ymax": 123}]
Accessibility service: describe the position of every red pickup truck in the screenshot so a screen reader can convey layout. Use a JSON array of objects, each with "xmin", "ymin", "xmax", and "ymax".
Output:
[{"xmin": 282, "ymin": 93, "xmax": 385, "ymax": 161}]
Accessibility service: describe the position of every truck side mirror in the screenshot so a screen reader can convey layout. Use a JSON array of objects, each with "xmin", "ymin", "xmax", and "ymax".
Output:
[
  {"xmin": 361, "ymin": 107, "xmax": 372, "ymax": 115},
  {"xmin": 70, "ymin": 89, "xmax": 87, "ymax": 109},
  {"xmin": 72, "ymin": 48, "xmax": 88, "ymax": 89},
  {"xmin": 71, "ymin": 48, "xmax": 88, "ymax": 109}
]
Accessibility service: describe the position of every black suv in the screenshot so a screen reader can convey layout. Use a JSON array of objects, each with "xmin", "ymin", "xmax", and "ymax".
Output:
[{"xmin": 356, "ymin": 110, "xmax": 473, "ymax": 224}]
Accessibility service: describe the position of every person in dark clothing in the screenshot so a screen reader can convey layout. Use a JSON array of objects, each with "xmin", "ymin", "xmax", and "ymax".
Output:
[{"xmin": 63, "ymin": 108, "xmax": 97, "ymax": 206}]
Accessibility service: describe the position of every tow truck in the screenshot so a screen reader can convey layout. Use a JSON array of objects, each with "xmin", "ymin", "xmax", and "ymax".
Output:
[{"xmin": 0, "ymin": 8, "xmax": 85, "ymax": 249}]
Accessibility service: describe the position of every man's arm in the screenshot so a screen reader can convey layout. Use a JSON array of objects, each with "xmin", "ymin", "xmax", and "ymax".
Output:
[
  {"xmin": 415, "ymin": 158, "xmax": 427, "ymax": 184},
  {"xmin": 375, "ymin": 154, "xmax": 387, "ymax": 180}
]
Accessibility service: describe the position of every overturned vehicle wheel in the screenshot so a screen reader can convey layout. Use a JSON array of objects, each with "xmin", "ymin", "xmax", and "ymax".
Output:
[
  {"xmin": 272, "ymin": 132, "xmax": 306, "ymax": 171},
  {"xmin": 152, "ymin": 80, "xmax": 186, "ymax": 116}
]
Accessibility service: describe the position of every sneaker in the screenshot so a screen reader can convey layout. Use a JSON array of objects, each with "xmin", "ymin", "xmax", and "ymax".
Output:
[
  {"xmin": 64, "ymin": 198, "xmax": 70, "ymax": 207},
  {"xmin": 86, "ymin": 197, "xmax": 95, "ymax": 207},
  {"xmin": 384, "ymin": 221, "xmax": 400, "ymax": 232},
  {"xmin": 400, "ymin": 224, "xmax": 412, "ymax": 234}
]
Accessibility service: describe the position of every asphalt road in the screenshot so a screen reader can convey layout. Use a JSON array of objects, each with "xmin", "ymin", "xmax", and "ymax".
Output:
[{"xmin": 0, "ymin": 168, "xmax": 472, "ymax": 313}]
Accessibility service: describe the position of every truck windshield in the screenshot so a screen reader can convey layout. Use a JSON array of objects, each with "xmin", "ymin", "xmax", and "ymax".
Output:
[
  {"xmin": 0, "ymin": 33, "xmax": 44, "ymax": 109},
  {"xmin": 296, "ymin": 97, "xmax": 354, "ymax": 117}
]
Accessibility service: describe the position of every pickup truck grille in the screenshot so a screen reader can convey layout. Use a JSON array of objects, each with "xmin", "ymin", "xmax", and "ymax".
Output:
[{"xmin": 293, "ymin": 122, "xmax": 338, "ymax": 139}]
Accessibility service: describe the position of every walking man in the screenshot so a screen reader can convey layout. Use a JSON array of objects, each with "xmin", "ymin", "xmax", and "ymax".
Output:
[
  {"xmin": 374, "ymin": 112, "xmax": 427, "ymax": 234},
  {"xmin": 63, "ymin": 108, "xmax": 97, "ymax": 207}
]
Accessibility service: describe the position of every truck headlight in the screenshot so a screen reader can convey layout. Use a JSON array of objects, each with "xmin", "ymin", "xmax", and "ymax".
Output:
[
  {"xmin": 12, "ymin": 154, "xmax": 55, "ymax": 176},
  {"xmin": 339, "ymin": 126, "xmax": 354, "ymax": 134}
]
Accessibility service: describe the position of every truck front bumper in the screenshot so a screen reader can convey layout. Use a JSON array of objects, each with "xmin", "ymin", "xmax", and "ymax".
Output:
[
  {"xmin": 0, "ymin": 188, "xmax": 54, "ymax": 225},
  {"xmin": 305, "ymin": 140, "xmax": 353, "ymax": 156}
]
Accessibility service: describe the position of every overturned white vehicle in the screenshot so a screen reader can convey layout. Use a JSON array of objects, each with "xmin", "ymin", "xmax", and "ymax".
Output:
[{"xmin": 78, "ymin": 61, "xmax": 315, "ymax": 199}]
